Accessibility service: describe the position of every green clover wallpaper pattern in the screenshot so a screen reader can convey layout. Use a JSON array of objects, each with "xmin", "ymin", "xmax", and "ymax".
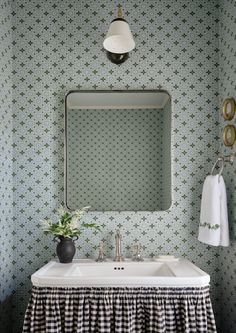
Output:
[
  {"xmin": 0, "ymin": 0, "xmax": 14, "ymax": 331},
  {"xmin": 0, "ymin": 0, "xmax": 235, "ymax": 332},
  {"xmin": 218, "ymin": 0, "xmax": 236, "ymax": 331}
]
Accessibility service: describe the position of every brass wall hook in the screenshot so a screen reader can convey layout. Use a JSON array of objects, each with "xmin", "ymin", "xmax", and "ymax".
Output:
[
  {"xmin": 223, "ymin": 124, "xmax": 236, "ymax": 147},
  {"xmin": 222, "ymin": 97, "xmax": 235, "ymax": 121}
]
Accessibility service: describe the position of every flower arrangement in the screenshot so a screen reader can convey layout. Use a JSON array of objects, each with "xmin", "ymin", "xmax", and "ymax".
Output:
[{"xmin": 42, "ymin": 206, "xmax": 100, "ymax": 238}]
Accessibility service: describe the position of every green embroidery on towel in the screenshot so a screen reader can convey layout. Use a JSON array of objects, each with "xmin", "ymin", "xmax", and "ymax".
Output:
[{"xmin": 200, "ymin": 222, "xmax": 220, "ymax": 230}]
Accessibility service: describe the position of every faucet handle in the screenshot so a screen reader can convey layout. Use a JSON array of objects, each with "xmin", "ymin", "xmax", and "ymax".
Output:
[
  {"xmin": 96, "ymin": 242, "xmax": 106, "ymax": 262},
  {"xmin": 132, "ymin": 244, "xmax": 144, "ymax": 261}
]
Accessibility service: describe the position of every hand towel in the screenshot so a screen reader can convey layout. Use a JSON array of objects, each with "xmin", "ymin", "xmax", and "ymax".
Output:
[{"xmin": 198, "ymin": 175, "xmax": 229, "ymax": 246}]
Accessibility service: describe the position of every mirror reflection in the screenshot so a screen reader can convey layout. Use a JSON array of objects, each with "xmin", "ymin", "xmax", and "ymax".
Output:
[{"xmin": 65, "ymin": 91, "xmax": 171, "ymax": 211}]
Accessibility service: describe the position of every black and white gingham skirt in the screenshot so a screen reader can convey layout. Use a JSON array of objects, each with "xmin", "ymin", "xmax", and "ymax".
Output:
[{"xmin": 23, "ymin": 286, "xmax": 217, "ymax": 333}]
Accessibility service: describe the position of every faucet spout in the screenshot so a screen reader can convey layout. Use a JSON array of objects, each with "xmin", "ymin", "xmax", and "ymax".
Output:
[{"xmin": 114, "ymin": 229, "xmax": 123, "ymax": 261}]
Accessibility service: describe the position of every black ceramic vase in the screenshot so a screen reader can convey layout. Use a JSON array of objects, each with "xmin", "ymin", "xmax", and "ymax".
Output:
[{"xmin": 55, "ymin": 236, "xmax": 77, "ymax": 263}]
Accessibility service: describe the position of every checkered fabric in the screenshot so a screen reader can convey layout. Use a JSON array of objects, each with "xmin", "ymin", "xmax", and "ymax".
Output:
[{"xmin": 23, "ymin": 286, "xmax": 217, "ymax": 333}]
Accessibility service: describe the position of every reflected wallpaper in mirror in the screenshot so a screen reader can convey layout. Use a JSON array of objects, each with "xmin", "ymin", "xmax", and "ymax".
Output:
[{"xmin": 65, "ymin": 91, "xmax": 171, "ymax": 211}]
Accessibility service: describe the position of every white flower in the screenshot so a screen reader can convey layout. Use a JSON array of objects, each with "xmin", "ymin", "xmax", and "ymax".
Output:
[
  {"xmin": 74, "ymin": 206, "xmax": 90, "ymax": 219},
  {"xmin": 41, "ymin": 218, "xmax": 52, "ymax": 230},
  {"xmin": 70, "ymin": 216, "xmax": 79, "ymax": 229},
  {"xmin": 57, "ymin": 205, "xmax": 67, "ymax": 216},
  {"xmin": 81, "ymin": 206, "xmax": 91, "ymax": 211}
]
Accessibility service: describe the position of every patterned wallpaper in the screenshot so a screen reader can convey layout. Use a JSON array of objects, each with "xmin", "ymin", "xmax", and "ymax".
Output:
[
  {"xmin": 67, "ymin": 106, "xmax": 171, "ymax": 211},
  {"xmin": 0, "ymin": 0, "xmax": 233, "ymax": 332},
  {"xmin": 11, "ymin": 0, "xmax": 221, "ymax": 331},
  {"xmin": 218, "ymin": 0, "xmax": 236, "ymax": 332},
  {"xmin": 0, "ymin": 0, "xmax": 13, "ymax": 331}
]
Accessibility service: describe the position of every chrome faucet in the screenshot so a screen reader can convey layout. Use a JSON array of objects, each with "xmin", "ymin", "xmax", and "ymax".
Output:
[{"xmin": 114, "ymin": 230, "xmax": 123, "ymax": 261}]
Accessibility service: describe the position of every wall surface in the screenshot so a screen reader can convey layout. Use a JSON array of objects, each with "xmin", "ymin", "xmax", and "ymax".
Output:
[
  {"xmin": 218, "ymin": 0, "xmax": 236, "ymax": 332},
  {"xmin": 11, "ymin": 0, "xmax": 221, "ymax": 331},
  {"xmin": 0, "ymin": 0, "xmax": 13, "ymax": 331}
]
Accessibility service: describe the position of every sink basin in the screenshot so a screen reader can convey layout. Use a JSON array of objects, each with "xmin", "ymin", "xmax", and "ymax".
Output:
[
  {"xmin": 71, "ymin": 261, "xmax": 174, "ymax": 277},
  {"xmin": 31, "ymin": 259, "xmax": 210, "ymax": 287}
]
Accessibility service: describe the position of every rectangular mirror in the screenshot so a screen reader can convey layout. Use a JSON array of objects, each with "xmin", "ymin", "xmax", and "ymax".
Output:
[{"xmin": 65, "ymin": 90, "xmax": 171, "ymax": 211}]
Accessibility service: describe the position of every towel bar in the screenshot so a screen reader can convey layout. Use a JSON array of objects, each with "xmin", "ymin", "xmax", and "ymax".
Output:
[{"xmin": 211, "ymin": 154, "xmax": 235, "ymax": 177}]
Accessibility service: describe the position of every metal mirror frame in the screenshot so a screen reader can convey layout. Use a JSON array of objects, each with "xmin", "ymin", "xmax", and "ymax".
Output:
[{"xmin": 64, "ymin": 89, "xmax": 172, "ymax": 212}]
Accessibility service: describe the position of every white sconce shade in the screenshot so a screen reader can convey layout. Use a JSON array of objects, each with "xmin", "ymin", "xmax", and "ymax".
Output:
[
  {"xmin": 103, "ymin": 19, "xmax": 135, "ymax": 54},
  {"xmin": 103, "ymin": 5, "xmax": 135, "ymax": 64}
]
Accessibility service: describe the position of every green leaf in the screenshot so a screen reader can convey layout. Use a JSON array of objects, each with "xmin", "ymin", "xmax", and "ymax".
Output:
[{"xmin": 41, "ymin": 206, "xmax": 102, "ymax": 238}]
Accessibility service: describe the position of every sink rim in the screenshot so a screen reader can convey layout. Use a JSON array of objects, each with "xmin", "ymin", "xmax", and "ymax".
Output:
[{"xmin": 31, "ymin": 259, "xmax": 210, "ymax": 288}]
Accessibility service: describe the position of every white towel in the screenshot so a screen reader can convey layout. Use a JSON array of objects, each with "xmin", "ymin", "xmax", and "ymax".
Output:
[{"xmin": 198, "ymin": 175, "xmax": 229, "ymax": 246}]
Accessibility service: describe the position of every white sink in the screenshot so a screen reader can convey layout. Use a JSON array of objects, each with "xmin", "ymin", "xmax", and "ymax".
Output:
[{"xmin": 31, "ymin": 259, "xmax": 210, "ymax": 287}]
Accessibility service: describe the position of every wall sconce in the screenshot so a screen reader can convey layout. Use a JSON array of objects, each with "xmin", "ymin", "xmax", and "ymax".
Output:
[{"xmin": 103, "ymin": 5, "xmax": 135, "ymax": 64}]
